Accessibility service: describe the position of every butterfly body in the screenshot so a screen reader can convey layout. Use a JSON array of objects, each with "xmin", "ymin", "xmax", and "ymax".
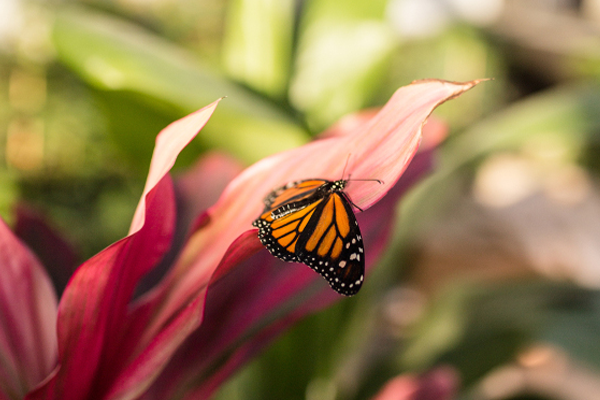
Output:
[{"xmin": 252, "ymin": 179, "xmax": 365, "ymax": 296}]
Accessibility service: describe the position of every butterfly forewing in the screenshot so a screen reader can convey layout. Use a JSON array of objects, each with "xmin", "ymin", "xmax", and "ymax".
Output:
[{"xmin": 263, "ymin": 179, "xmax": 328, "ymax": 213}]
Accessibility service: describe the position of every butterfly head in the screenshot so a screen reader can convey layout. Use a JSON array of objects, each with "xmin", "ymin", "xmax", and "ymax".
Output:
[{"xmin": 327, "ymin": 179, "xmax": 348, "ymax": 192}]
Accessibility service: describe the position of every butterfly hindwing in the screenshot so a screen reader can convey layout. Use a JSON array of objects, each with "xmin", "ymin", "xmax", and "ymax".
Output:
[{"xmin": 296, "ymin": 192, "xmax": 364, "ymax": 296}]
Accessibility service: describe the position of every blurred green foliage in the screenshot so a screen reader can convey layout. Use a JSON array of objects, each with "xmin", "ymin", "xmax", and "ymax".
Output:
[
  {"xmin": 223, "ymin": 0, "xmax": 295, "ymax": 97},
  {"xmin": 2, "ymin": 0, "xmax": 600, "ymax": 399}
]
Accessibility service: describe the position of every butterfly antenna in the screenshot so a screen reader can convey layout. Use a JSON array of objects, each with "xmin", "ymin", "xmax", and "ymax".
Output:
[{"xmin": 348, "ymin": 178, "xmax": 384, "ymax": 184}]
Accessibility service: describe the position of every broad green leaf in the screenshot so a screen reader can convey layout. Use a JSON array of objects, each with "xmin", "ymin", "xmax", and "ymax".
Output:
[
  {"xmin": 439, "ymin": 83, "xmax": 600, "ymax": 170},
  {"xmin": 91, "ymin": 89, "xmax": 187, "ymax": 172},
  {"xmin": 223, "ymin": 0, "xmax": 295, "ymax": 97},
  {"xmin": 51, "ymin": 6, "xmax": 309, "ymax": 164},
  {"xmin": 289, "ymin": 0, "xmax": 397, "ymax": 130},
  {"xmin": 381, "ymin": 26, "xmax": 507, "ymax": 130}
]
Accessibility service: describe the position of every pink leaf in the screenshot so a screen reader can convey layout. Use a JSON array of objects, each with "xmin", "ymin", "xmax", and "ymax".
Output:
[
  {"xmin": 129, "ymin": 99, "xmax": 224, "ymax": 235},
  {"xmin": 144, "ymin": 79, "xmax": 483, "ymax": 341},
  {"xmin": 370, "ymin": 367, "xmax": 459, "ymax": 400},
  {"xmin": 0, "ymin": 219, "xmax": 58, "ymax": 399},
  {"xmin": 370, "ymin": 375, "xmax": 418, "ymax": 400},
  {"xmin": 139, "ymin": 115, "xmax": 447, "ymax": 399}
]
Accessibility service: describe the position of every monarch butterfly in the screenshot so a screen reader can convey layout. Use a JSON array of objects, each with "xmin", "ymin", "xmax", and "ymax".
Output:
[{"xmin": 253, "ymin": 178, "xmax": 380, "ymax": 296}]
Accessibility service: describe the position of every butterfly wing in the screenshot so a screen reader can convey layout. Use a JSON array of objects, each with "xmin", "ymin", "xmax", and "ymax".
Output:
[
  {"xmin": 262, "ymin": 179, "xmax": 328, "ymax": 214},
  {"xmin": 253, "ymin": 198, "xmax": 324, "ymax": 263},
  {"xmin": 296, "ymin": 192, "xmax": 365, "ymax": 296}
]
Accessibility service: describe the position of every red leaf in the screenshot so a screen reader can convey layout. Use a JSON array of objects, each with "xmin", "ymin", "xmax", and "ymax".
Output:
[
  {"xmin": 0, "ymin": 219, "xmax": 58, "ymax": 399},
  {"xmin": 26, "ymin": 100, "xmax": 221, "ymax": 400}
]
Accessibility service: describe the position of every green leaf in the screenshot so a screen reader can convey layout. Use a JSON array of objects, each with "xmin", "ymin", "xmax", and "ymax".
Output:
[
  {"xmin": 540, "ymin": 290, "xmax": 600, "ymax": 371},
  {"xmin": 380, "ymin": 26, "xmax": 507, "ymax": 130},
  {"xmin": 289, "ymin": 0, "xmax": 397, "ymax": 130},
  {"xmin": 0, "ymin": 171, "xmax": 19, "ymax": 224},
  {"xmin": 51, "ymin": 6, "xmax": 309, "ymax": 164},
  {"xmin": 222, "ymin": 0, "xmax": 295, "ymax": 97},
  {"xmin": 401, "ymin": 285, "xmax": 473, "ymax": 373},
  {"xmin": 439, "ymin": 83, "xmax": 600, "ymax": 171},
  {"xmin": 402, "ymin": 282, "xmax": 600, "ymax": 385},
  {"xmin": 91, "ymin": 90, "xmax": 180, "ymax": 172}
]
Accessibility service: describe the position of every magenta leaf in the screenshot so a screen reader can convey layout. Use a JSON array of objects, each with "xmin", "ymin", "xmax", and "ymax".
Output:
[
  {"xmin": 25, "ymin": 176, "xmax": 178, "ymax": 400},
  {"xmin": 0, "ymin": 219, "xmax": 58, "ymax": 400},
  {"xmin": 25, "ymin": 100, "xmax": 221, "ymax": 400},
  {"xmin": 14, "ymin": 205, "xmax": 79, "ymax": 295},
  {"xmin": 137, "ymin": 152, "xmax": 244, "ymax": 296}
]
